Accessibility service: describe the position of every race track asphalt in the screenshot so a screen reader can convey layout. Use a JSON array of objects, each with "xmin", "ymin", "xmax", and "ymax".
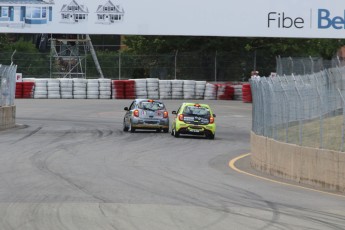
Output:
[{"xmin": 0, "ymin": 99, "xmax": 344, "ymax": 230}]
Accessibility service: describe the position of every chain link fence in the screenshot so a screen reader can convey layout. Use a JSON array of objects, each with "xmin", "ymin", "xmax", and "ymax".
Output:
[
  {"xmin": 276, "ymin": 56, "xmax": 340, "ymax": 76},
  {"xmin": 251, "ymin": 64, "xmax": 345, "ymax": 152},
  {"xmin": 0, "ymin": 49, "xmax": 261, "ymax": 81},
  {"xmin": 0, "ymin": 64, "xmax": 17, "ymax": 106}
]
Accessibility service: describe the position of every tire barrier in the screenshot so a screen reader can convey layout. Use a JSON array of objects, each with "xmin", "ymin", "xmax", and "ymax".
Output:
[
  {"xmin": 195, "ymin": 81, "xmax": 206, "ymax": 99},
  {"xmin": 204, "ymin": 83, "xmax": 217, "ymax": 100},
  {"xmin": 233, "ymin": 84, "xmax": 243, "ymax": 101},
  {"xmin": 159, "ymin": 80, "xmax": 172, "ymax": 99},
  {"xmin": 15, "ymin": 82, "xmax": 23, "ymax": 98},
  {"xmin": 60, "ymin": 78, "xmax": 73, "ymax": 99},
  {"xmin": 73, "ymin": 78, "xmax": 87, "ymax": 99},
  {"xmin": 21, "ymin": 78, "xmax": 250, "ymax": 101},
  {"xmin": 15, "ymin": 81, "xmax": 35, "ymax": 99},
  {"xmin": 216, "ymin": 84, "xmax": 235, "ymax": 100},
  {"xmin": 242, "ymin": 83, "xmax": 252, "ymax": 103},
  {"xmin": 124, "ymin": 80, "xmax": 136, "ymax": 99},
  {"xmin": 47, "ymin": 79, "xmax": 61, "ymax": 99},
  {"xmin": 87, "ymin": 79, "xmax": 99, "ymax": 99},
  {"xmin": 34, "ymin": 79, "xmax": 48, "ymax": 99},
  {"xmin": 23, "ymin": 82, "xmax": 35, "ymax": 98},
  {"xmin": 171, "ymin": 80, "xmax": 184, "ymax": 99},
  {"xmin": 183, "ymin": 80, "xmax": 196, "ymax": 99},
  {"xmin": 133, "ymin": 79, "xmax": 148, "ymax": 99},
  {"xmin": 112, "ymin": 80, "xmax": 137, "ymax": 99},
  {"xmin": 112, "ymin": 80, "xmax": 125, "ymax": 99},
  {"xmin": 146, "ymin": 78, "xmax": 159, "ymax": 99},
  {"xmin": 99, "ymin": 78, "xmax": 111, "ymax": 99}
]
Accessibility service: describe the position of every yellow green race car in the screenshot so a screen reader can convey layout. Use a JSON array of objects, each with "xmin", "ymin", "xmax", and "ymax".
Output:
[{"xmin": 171, "ymin": 102, "xmax": 216, "ymax": 139}]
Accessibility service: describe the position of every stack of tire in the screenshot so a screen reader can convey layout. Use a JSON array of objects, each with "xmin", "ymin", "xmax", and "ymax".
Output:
[
  {"xmin": 124, "ymin": 80, "xmax": 136, "ymax": 99},
  {"xmin": 204, "ymin": 83, "xmax": 217, "ymax": 100},
  {"xmin": 87, "ymin": 79, "xmax": 99, "ymax": 99},
  {"xmin": 15, "ymin": 82, "xmax": 23, "ymax": 98},
  {"xmin": 158, "ymin": 80, "xmax": 172, "ymax": 99},
  {"xmin": 73, "ymin": 78, "xmax": 87, "ymax": 99},
  {"xmin": 171, "ymin": 80, "xmax": 184, "ymax": 99},
  {"xmin": 216, "ymin": 84, "xmax": 235, "ymax": 100},
  {"xmin": 242, "ymin": 83, "xmax": 252, "ymax": 103},
  {"xmin": 146, "ymin": 78, "xmax": 159, "ymax": 99},
  {"xmin": 112, "ymin": 80, "xmax": 125, "ymax": 99},
  {"xmin": 99, "ymin": 78, "xmax": 112, "ymax": 99},
  {"xmin": 47, "ymin": 79, "xmax": 61, "ymax": 99},
  {"xmin": 60, "ymin": 79, "xmax": 73, "ymax": 99},
  {"xmin": 34, "ymin": 79, "xmax": 48, "ymax": 99},
  {"xmin": 233, "ymin": 84, "xmax": 243, "ymax": 101},
  {"xmin": 183, "ymin": 80, "xmax": 196, "ymax": 99},
  {"xmin": 195, "ymin": 81, "xmax": 206, "ymax": 99},
  {"xmin": 133, "ymin": 79, "xmax": 147, "ymax": 99},
  {"xmin": 22, "ymin": 81, "xmax": 35, "ymax": 98}
]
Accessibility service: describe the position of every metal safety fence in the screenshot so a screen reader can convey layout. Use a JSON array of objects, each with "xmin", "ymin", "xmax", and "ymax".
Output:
[
  {"xmin": 0, "ymin": 64, "xmax": 17, "ymax": 106},
  {"xmin": 276, "ymin": 56, "xmax": 339, "ymax": 76},
  {"xmin": 251, "ymin": 66, "xmax": 345, "ymax": 152},
  {"xmin": 0, "ymin": 50, "xmax": 259, "ymax": 81}
]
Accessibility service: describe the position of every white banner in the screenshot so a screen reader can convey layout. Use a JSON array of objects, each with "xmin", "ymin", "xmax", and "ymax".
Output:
[{"xmin": 0, "ymin": 0, "xmax": 345, "ymax": 38}]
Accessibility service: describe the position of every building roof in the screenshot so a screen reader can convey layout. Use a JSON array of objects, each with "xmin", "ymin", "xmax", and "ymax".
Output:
[
  {"xmin": 96, "ymin": 0, "xmax": 124, "ymax": 14},
  {"xmin": 61, "ymin": 0, "xmax": 89, "ymax": 13}
]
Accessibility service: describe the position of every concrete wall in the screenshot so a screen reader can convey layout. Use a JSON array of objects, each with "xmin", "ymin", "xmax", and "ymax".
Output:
[
  {"xmin": 250, "ymin": 131, "xmax": 345, "ymax": 192},
  {"xmin": 0, "ymin": 106, "xmax": 16, "ymax": 130}
]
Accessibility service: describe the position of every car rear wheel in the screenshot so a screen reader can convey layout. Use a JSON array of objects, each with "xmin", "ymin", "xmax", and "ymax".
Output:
[
  {"xmin": 129, "ymin": 122, "xmax": 135, "ymax": 133},
  {"xmin": 123, "ymin": 120, "xmax": 129, "ymax": 132},
  {"xmin": 208, "ymin": 133, "xmax": 215, "ymax": 140},
  {"xmin": 163, "ymin": 128, "xmax": 169, "ymax": 133},
  {"xmin": 173, "ymin": 128, "xmax": 180, "ymax": 138}
]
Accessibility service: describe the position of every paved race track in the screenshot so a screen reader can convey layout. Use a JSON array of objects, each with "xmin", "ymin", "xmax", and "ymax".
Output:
[{"xmin": 0, "ymin": 99, "xmax": 344, "ymax": 230}]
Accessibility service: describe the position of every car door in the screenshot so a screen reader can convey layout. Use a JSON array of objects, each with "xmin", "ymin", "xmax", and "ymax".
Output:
[
  {"xmin": 172, "ymin": 105, "xmax": 182, "ymax": 130},
  {"xmin": 125, "ymin": 101, "xmax": 136, "ymax": 125}
]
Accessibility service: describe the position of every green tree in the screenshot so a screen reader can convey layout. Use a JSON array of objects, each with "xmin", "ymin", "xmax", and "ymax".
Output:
[
  {"xmin": 0, "ymin": 38, "xmax": 50, "ymax": 77},
  {"xmin": 0, "ymin": 34, "xmax": 9, "ymax": 51}
]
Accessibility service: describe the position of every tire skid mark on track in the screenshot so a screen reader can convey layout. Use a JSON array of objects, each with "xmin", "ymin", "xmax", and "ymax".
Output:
[
  {"xmin": 29, "ymin": 149, "xmax": 111, "ymax": 203},
  {"xmin": 101, "ymin": 153, "xmax": 285, "ymax": 229},
  {"xmin": 12, "ymin": 127, "xmax": 42, "ymax": 144}
]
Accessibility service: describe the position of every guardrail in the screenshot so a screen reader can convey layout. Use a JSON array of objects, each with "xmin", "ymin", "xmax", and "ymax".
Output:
[{"xmin": 0, "ymin": 64, "xmax": 17, "ymax": 107}]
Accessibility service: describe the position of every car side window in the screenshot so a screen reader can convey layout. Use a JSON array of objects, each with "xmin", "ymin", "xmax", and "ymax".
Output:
[
  {"xmin": 176, "ymin": 106, "xmax": 182, "ymax": 114},
  {"xmin": 129, "ymin": 102, "xmax": 135, "ymax": 110}
]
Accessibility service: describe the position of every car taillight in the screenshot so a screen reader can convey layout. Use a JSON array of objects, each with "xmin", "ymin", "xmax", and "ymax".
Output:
[
  {"xmin": 133, "ymin": 110, "xmax": 139, "ymax": 117},
  {"xmin": 178, "ymin": 114, "xmax": 184, "ymax": 121},
  {"xmin": 209, "ymin": 116, "xmax": 214, "ymax": 124},
  {"xmin": 163, "ymin": 111, "xmax": 168, "ymax": 118}
]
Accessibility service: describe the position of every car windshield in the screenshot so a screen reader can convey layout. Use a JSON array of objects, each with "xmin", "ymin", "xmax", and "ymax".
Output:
[
  {"xmin": 139, "ymin": 101, "xmax": 165, "ymax": 111},
  {"xmin": 183, "ymin": 106, "xmax": 210, "ymax": 117}
]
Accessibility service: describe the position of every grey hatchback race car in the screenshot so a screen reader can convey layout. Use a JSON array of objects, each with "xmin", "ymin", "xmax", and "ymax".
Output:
[{"xmin": 123, "ymin": 99, "xmax": 169, "ymax": 133}]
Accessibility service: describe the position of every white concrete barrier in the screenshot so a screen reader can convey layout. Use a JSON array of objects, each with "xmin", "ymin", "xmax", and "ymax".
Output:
[{"xmin": 250, "ymin": 131, "xmax": 345, "ymax": 192}]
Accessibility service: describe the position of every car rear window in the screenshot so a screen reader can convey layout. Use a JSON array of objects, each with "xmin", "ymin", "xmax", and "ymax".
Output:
[
  {"xmin": 139, "ymin": 101, "xmax": 165, "ymax": 111},
  {"xmin": 183, "ymin": 106, "xmax": 210, "ymax": 117}
]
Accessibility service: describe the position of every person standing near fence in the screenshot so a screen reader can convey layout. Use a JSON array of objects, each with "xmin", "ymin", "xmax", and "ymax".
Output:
[{"xmin": 251, "ymin": 70, "xmax": 260, "ymax": 80}]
